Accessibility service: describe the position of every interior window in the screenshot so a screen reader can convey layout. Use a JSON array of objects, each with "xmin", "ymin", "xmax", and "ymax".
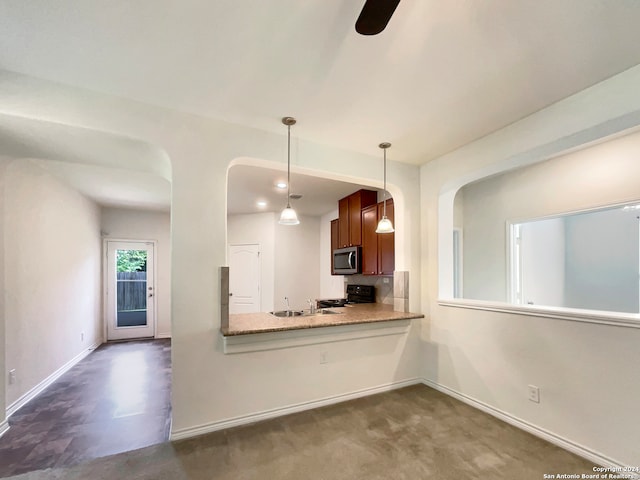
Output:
[
  {"xmin": 508, "ymin": 204, "xmax": 640, "ymax": 314},
  {"xmin": 449, "ymin": 128, "xmax": 640, "ymax": 318}
]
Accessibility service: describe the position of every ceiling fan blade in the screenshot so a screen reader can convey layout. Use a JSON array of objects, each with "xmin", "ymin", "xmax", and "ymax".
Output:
[{"xmin": 355, "ymin": 0, "xmax": 401, "ymax": 36}]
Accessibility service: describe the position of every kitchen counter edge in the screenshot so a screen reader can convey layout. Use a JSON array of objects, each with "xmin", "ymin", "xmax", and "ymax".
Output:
[{"xmin": 221, "ymin": 303, "xmax": 424, "ymax": 337}]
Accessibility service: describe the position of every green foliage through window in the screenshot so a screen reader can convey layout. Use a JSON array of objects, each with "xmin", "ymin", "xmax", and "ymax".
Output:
[{"xmin": 117, "ymin": 250, "xmax": 147, "ymax": 272}]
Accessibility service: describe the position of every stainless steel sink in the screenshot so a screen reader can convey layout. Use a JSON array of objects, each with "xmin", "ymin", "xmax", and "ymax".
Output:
[{"xmin": 270, "ymin": 310, "xmax": 304, "ymax": 317}]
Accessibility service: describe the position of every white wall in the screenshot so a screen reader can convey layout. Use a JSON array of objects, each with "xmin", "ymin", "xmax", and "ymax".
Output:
[
  {"xmin": 520, "ymin": 218, "xmax": 565, "ymax": 307},
  {"xmin": 101, "ymin": 207, "xmax": 172, "ymax": 337},
  {"xmin": 319, "ymin": 209, "xmax": 345, "ymax": 299},
  {"xmin": 227, "ymin": 212, "xmax": 276, "ymax": 312},
  {"xmin": 3, "ymin": 63, "xmax": 640, "ymax": 468},
  {"xmin": 274, "ymin": 215, "xmax": 320, "ymax": 311},
  {"xmin": 564, "ymin": 209, "xmax": 638, "ymax": 313},
  {"xmin": 228, "ymin": 212, "xmax": 331, "ymax": 311},
  {"xmin": 0, "ymin": 70, "xmax": 423, "ymax": 445},
  {"xmin": 459, "ymin": 130, "xmax": 640, "ymax": 306},
  {"xmin": 0, "ymin": 157, "xmax": 10, "ymax": 427},
  {"xmin": 4, "ymin": 159, "xmax": 102, "ymax": 407},
  {"xmin": 453, "ymin": 189, "xmax": 464, "ymax": 229},
  {"xmin": 458, "ymin": 174, "xmax": 509, "ymax": 301},
  {"xmin": 421, "ymin": 66, "xmax": 640, "ymax": 466}
]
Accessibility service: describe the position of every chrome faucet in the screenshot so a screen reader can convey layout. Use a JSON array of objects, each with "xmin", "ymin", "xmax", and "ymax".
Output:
[
  {"xmin": 307, "ymin": 299, "xmax": 317, "ymax": 314},
  {"xmin": 284, "ymin": 297, "xmax": 290, "ymax": 311}
]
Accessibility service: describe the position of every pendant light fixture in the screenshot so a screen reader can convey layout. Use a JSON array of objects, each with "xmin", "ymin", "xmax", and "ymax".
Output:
[
  {"xmin": 279, "ymin": 116, "xmax": 300, "ymax": 225},
  {"xmin": 375, "ymin": 142, "xmax": 395, "ymax": 234}
]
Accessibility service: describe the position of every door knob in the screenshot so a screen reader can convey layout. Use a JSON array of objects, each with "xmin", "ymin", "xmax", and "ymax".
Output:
[{"xmin": 229, "ymin": 293, "xmax": 233, "ymax": 296}]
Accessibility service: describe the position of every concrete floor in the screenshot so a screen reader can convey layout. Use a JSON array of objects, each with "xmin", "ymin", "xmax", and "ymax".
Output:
[
  {"xmin": 6, "ymin": 384, "xmax": 595, "ymax": 480},
  {"xmin": 0, "ymin": 339, "xmax": 171, "ymax": 478}
]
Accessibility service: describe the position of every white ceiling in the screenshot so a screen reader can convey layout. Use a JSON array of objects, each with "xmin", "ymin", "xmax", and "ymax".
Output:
[
  {"xmin": 227, "ymin": 164, "xmax": 376, "ymax": 217},
  {"xmin": 0, "ymin": 112, "xmax": 172, "ymax": 211},
  {"xmin": 31, "ymin": 159, "xmax": 171, "ymax": 212},
  {"xmin": 2, "ymin": 0, "xmax": 640, "ymax": 165},
  {"xmin": 2, "ymin": 1, "xmax": 640, "ymax": 212}
]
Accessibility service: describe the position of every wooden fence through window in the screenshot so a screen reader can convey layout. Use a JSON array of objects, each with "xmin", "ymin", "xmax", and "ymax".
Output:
[{"xmin": 117, "ymin": 271, "xmax": 147, "ymax": 311}]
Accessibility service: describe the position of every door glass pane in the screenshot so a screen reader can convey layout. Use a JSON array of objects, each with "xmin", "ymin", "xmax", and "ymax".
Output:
[{"xmin": 116, "ymin": 249, "xmax": 148, "ymax": 327}]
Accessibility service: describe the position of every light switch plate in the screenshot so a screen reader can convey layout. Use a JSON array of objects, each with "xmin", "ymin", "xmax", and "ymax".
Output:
[{"xmin": 528, "ymin": 385, "xmax": 540, "ymax": 403}]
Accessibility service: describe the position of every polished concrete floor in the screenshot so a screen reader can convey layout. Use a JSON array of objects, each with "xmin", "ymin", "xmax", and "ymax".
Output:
[
  {"xmin": 5, "ymin": 384, "xmax": 595, "ymax": 480},
  {"xmin": 0, "ymin": 339, "xmax": 171, "ymax": 478}
]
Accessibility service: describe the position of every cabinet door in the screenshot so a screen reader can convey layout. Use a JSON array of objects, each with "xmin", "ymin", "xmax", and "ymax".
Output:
[
  {"xmin": 338, "ymin": 189, "xmax": 378, "ymax": 248},
  {"xmin": 330, "ymin": 218, "xmax": 339, "ymax": 275},
  {"xmin": 361, "ymin": 204, "xmax": 379, "ymax": 275},
  {"xmin": 338, "ymin": 197, "xmax": 350, "ymax": 247},
  {"xmin": 354, "ymin": 190, "xmax": 378, "ymax": 246},
  {"xmin": 377, "ymin": 199, "xmax": 395, "ymax": 275},
  {"xmin": 349, "ymin": 194, "xmax": 363, "ymax": 246}
]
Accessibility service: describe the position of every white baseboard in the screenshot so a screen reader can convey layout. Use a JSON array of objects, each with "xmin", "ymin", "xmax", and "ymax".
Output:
[
  {"xmin": 420, "ymin": 378, "xmax": 636, "ymax": 475},
  {"xmin": 0, "ymin": 419, "xmax": 9, "ymax": 439},
  {"xmin": 6, "ymin": 342, "xmax": 101, "ymax": 418},
  {"xmin": 170, "ymin": 377, "xmax": 422, "ymax": 441},
  {"xmin": 168, "ymin": 374, "xmax": 634, "ymax": 474}
]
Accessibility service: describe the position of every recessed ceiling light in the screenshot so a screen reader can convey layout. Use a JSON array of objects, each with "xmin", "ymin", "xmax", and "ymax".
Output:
[
  {"xmin": 257, "ymin": 201, "xmax": 267, "ymax": 208},
  {"xmin": 276, "ymin": 182, "xmax": 287, "ymax": 189}
]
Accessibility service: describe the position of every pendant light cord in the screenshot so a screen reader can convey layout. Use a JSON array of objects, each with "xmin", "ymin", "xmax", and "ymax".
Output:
[
  {"xmin": 286, "ymin": 123, "xmax": 292, "ymax": 208},
  {"xmin": 382, "ymin": 147, "xmax": 387, "ymax": 217},
  {"xmin": 376, "ymin": 142, "xmax": 394, "ymax": 234}
]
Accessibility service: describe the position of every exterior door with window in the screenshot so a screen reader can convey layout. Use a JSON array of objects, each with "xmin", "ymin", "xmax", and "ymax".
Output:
[{"xmin": 106, "ymin": 241, "xmax": 155, "ymax": 340}]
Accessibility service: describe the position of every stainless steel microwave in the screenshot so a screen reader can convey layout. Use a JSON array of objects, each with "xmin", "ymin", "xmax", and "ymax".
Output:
[{"xmin": 333, "ymin": 246, "xmax": 361, "ymax": 275}]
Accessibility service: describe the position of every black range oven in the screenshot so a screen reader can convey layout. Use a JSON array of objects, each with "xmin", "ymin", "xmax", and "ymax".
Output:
[
  {"xmin": 316, "ymin": 284, "xmax": 376, "ymax": 308},
  {"xmin": 345, "ymin": 284, "xmax": 375, "ymax": 304}
]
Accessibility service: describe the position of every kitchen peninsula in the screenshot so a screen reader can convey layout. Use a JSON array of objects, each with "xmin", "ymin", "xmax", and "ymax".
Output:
[
  {"xmin": 220, "ymin": 267, "xmax": 423, "ymax": 354},
  {"xmin": 221, "ymin": 302, "xmax": 423, "ymax": 336}
]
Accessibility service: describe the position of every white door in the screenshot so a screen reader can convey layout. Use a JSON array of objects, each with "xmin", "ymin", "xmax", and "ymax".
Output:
[
  {"xmin": 106, "ymin": 241, "xmax": 155, "ymax": 340},
  {"xmin": 229, "ymin": 244, "xmax": 261, "ymax": 314}
]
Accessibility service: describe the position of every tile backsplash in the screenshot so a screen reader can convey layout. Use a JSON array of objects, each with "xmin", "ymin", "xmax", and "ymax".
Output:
[
  {"xmin": 220, "ymin": 266, "xmax": 229, "ymax": 329},
  {"xmin": 393, "ymin": 271, "xmax": 409, "ymax": 312}
]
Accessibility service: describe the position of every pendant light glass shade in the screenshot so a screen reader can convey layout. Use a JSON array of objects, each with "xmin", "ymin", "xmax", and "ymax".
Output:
[
  {"xmin": 279, "ymin": 117, "xmax": 300, "ymax": 226},
  {"xmin": 376, "ymin": 142, "xmax": 394, "ymax": 234},
  {"xmin": 279, "ymin": 205, "xmax": 300, "ymax": 225},
  {"xmin": 375, "ymin": 215, "xmax": 394, "ymax": 233}
]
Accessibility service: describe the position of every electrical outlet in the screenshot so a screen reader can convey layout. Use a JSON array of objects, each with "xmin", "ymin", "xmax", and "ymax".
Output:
[
  {"xmin": 9, "ymin": 369, "xmax": 16, "ymax": 385},
  {"xmin": 320, "ymin": 351, "xmax": 328, "ymax": 364},
  {"xmin": 528, "ymin": 385, "xmax": 540, "ymax": 403}
]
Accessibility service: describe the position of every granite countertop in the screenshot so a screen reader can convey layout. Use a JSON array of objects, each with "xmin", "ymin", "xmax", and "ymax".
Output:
[{"xmin": 221, "ymin": 303, "xmax": 424, "ymax": 336}]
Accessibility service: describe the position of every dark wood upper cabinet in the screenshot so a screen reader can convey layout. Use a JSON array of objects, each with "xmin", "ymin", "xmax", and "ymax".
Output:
[
  {"xmin": 338, "ymin": 197, "xmax": 350, "ymax": 248},
  {"xmin": 360, "ymin": 198, "xmax": 395, "ymax": 276},
  {"xmin": 337, "ymin": 189, "xmax": 377, "ymax": 248},
  {"xmin": 330, "ymin": 218, "xmax": 339, "ymax": 274},
  {"xmin": 332, "ymin": 190, "xmax": 393, "ymax": 276},
  {"xmin": 349, "ymin": 194, "xmax": 363, "ymax": 246},
  {"xmin": 377, "ymin": 199, "xmax": 395, "ymax": 275},
  {"xmin": 361, "ymin": 204, "xmax": 379, "ymax": 275}
]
